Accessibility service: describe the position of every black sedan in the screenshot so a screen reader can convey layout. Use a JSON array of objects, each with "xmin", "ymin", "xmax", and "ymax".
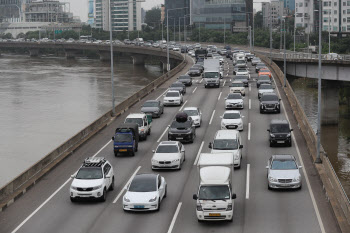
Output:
[
  {"xmin": 177, "ymin": 75, "xmax": 193, "ymax": 86},
  {"xmin": 187, "ymin": 67, "xmax": 201, "ymax": 77},
  {"xmin": 260, "ymin": 93, "xmax": 281, "ymax": 114},
  {"xmin": 169, "ymin": 82, "xmax": 186, "ymax": 95}
]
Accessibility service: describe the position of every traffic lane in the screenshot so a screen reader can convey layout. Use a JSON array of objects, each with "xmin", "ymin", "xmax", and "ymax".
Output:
[
  {"xmin": 2, "ymin": 57, "xmax": 195, "ymax": 233},
  {"xmin": 78, "ymin": 75, "xmax": 225, "ymax": 233},
  {"xmin": 243, "ymin": 81, "xmax": 322, "ymax": 233}
]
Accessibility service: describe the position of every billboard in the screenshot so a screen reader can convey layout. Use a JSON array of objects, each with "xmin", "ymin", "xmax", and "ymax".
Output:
[{"xmin": 87, "ymin": 0, "xmax": 94, "ymax": 25}]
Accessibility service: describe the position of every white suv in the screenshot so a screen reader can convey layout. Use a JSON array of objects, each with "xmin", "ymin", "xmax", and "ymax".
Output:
[{"xmin": 70, "ymin": 157, "xmax": 114, "ymax": 202}]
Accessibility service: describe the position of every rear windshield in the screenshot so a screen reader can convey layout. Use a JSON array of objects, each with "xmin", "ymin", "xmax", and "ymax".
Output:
[
  {"xmin": 171, "ymin": 83, "xmax": 184, "ymax": 87},
  {"xmin": 237, "ymin": 60, "xmax": 245, "ymax": 64},
  {"xmin": 156, "ymin": 145, "xmax": 179, "ymax": 153},
  {"xmin": 261, "ymin": 95, "xmax": 278, "ymax": 101},
  {"xmin": 227, "ymin": 94, "xmax": 241, "ymax": 99},
  {"xmin": 125, "ymin": 118, "xmax": 143, "ymax": 126},
  {"xmin": 230, "ymin": 83, "xmax": 244, "ymax": 87},
  {"xmin": 235, "ymin": 76, "xmax": 248, "ymax": 80},
  {"xmin": 259, "ymin": 76, "xmax": 270, "ymax": 80},
  {"xmin": 260, "ymin": 85, "xmax": 273, "ymax": 89},
  {"xmin": 166, "ymin": 92, "xmax": 180, "ymax": 97},
  {"xmin": 179, "ymin": 76, "xmax": 190, "ymax": 80},
  {"xmin": 183, "ymin": 109, "xmax": 199, "ymax": 116},
  {"xmin": 143, "ymin": 102, "xmax": 158, "ymax": 107},
  {"xmin": 270, "ymin": 124, "xmax": 290, "ymax": 133},
  {"xmin": 271, "ymin": 160, "xmax": 297, "ymax": 170},
  {"xmin": 114, "ymin": 133, "xmax": 133, "ymax": 142}
]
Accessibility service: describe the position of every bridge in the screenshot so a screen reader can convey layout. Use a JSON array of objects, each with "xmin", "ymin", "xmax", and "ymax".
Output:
[{"xmin": 0, "ymin": 45, "xmax": 349, "ymax": 233}]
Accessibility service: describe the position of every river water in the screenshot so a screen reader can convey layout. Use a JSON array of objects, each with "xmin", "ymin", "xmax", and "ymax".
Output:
[
  {"xmin": 288, "ymin": 76, "xmax": 350, "ymax": 197},
  {"xmin": 0, "ymin": 54, "xmax": 162, "ymax": 187}
]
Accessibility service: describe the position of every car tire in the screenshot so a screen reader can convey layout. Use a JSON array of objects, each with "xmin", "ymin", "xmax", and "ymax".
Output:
[
  {"xmin": 277, "ymin": 109, "xmax": 281, "ymax": 114},
  {"xmin": 131, "ymin": 151, "xmax": 135, "ymax": 156},
  {"xmin": 70, "ymin": 197, "xmax": 76, "ymax": 202},
  {"xmin": 298, "ymin": 184, "xmax": 302, "ymax": 190},
  {"xmin": 289, "ymin": 140, "xmax": 292, "ymax": 147},
  {"xmin": 183, "ymin": 153, "xmax": 186, "ymax": 161},
  {"xmin": 100, "ymin": 188, "xmax": 107, "ymax": 202},
  {"xmin": 144, "ymin": 134, "xmax": 147, "ymax": 141},
  {"xmin": 269, "ymin": 141, "xmax": 273, "ymax": 147},
  {"xmin": 260, "ymin": 109, "xmax": 263, "ymax": 114},
  {"xmin": 148, "ymin": 128, "xmax": 151, "ymax": 135},
  {"xmin": 156, "ymin": 199, "xmax": 161, "ymax": 211},
  {"xmin": 164, "ymin": 185, "xmax": 167, "ymax": 198},
  {"xmin": 114, "ymin": 152, "xmax": 118, "ymax": 157},
  {"xmin": 198, "ymin": 219, "xmax": 204, "ymax": 223},
  {"xmin": 135, "ymin": 145, "xmax": 138, "ymax": 152},
  {"xmin": 228, "ymin": 217, "xmax": 233, "ymax": 222},
  {"xmin": 109, "ymin": 177, "xmax": 115, "ymax": 191},
  {"xmin": 268, "ymin": 184, "xmax": 272, "ymax": 190}
]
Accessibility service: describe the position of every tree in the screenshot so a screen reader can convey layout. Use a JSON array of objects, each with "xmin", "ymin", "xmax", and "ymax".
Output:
[
  {"xmin": 145, "ymin": 7, "xmax": 161, "ymax": 28},
  {"xmin": 1, "ymin": 33, "xmax": 13, "ymax": 39},
  {"xmin": 254, "ymin": 11, "xmax": 263, "ymax": 29},
  {"xmin": 17, "ymin": 33, "xmax": 25, "ymax": 39}
]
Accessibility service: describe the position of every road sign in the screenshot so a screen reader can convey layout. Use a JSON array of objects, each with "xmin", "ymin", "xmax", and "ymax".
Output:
[{"xmin": 55, "ymin": 30, "xmax": 62, "ymax": 34}]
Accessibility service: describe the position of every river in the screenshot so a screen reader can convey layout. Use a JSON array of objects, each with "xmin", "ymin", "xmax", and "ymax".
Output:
[
  {"xmin": 0, "ymin": 54, "xmax": 162, "ymax": 187},
  {"xmin": 288, "ymin": 76, "xmax": 350, "ymax": 197}
]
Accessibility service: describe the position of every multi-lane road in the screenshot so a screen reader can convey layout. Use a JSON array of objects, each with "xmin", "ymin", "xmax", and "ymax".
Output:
[{"xmin": 0, "ymin": 55, "xmax": 341, "ymax": 233}]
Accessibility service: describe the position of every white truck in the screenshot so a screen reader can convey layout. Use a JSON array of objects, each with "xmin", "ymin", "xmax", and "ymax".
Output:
[
  {"xmin": 124, "ymin": 113, "xmax": 152, "ymax": 141},
  {"xmin": 203, "ymin": 59, "xmax": 221, "ymax": 88},
  {"xmin": 193, "ymin": 153, "xmax": 236, "ymax": 222}
]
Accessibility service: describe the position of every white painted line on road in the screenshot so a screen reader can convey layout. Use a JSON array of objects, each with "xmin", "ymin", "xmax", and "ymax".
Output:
[
  {"xmin": 192, "ymin": 87, "xmax": 198, "ymax": 93},
  {"xmin": 248, "ymin": 123, "xmax": 251, "ymax": 140},
  {"xmin": 246, "ymin": 164, "xmax": 250, "ymax": 199},
  {"xmin": 226, "ymin": 74, "xmax": 228, "ymax": 77},
  {"xmin": 194, "ymin": 141, "xmax": 205, "ymax": 165},
  {"xmin": 249, "ymin": 99, "xmax": 251, "ymax": 110},
  {"xmin": 223, "ymin": 80, "xmax": 226, "ymax": 87},
  {"xmin": 218, "ymin": 92, "xmax": 222, "ymax": 100},
  {"xmin": 179, "ymin": 100, "xmax": 188, "ymax": 112},
  {"xmin": 157, "ymin": 126, "xmax": 170, "ymax": 143},
  {"xmin": 230, "ymin": 79, "xmax": 231, "ymax": 82},
  {"xmin": 113, "ymin": 166, "xmax": 141, "ymax": 204},
  {"xmin": 167, "ymin": 202, "xmax": 182, "ymax": 233},
  {"xmin": 272, "ymin": 75, "xmax": 326, "ymax": 233},
  {"xmin": 156, "ymin": 89, "xmax": 168, "ymax": 101},
  {"xmin": 199, "ymin": 78, "xmax": 203, "ymax": 83},
  {"xmin": 11, "ymin": 140, "xmax": 113, "ymax": 233},
  {"xmin": 249, "ymin": 84, "xmax": 251, "ymax": 92},
  {"xmin": 209, "ymin": 110, "xmax": 216, "ymax": 125}
]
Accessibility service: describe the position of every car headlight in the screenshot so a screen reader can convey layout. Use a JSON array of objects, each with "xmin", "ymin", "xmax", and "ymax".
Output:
[
  {"xmin": 92, "ymin": 185, "xmax": 103, "ymax": 190},
  {"xmin": 124, "ymin": 196, "xmax": 130, "ymax": 202},
  {"xmin": 293, "ymin": 176, "xmax": 301, "ymax": 182},
  {"xmin": 268, "ymin": 176, "xmax": 277, "ymax": 182},
  {"xmin": 149, "ymin": 196, "xmax": 157, "ymax": 202},
  {"xmin": 70, "ymin": 186, "xmax": 77, "ymax": 190},
  {"xmin": 221, "ymin": 121, "xmax": 226, "ymax": 126},
  {"xmin": 196, "ymin": 204, "xmax": 203, "ymax": 211},
  {"xmin": 226, "ymin": 204, "xmax": 233, "ymax": 211},
  {"xmin": 172, "ymin": 158, "xmax": 180, "ymax": 162},
  {"xmin": 287, "ymin": 133, "xmax": 291, "ymax": 137},
  {"xmin": 152, "ymin": 159, "xmax": 158, "ymax": 163},
  {"xmin": 270, "ymin": 134, "xmax": 275, "ymax": 138},
  {"xmin": 234, "ymin": 153, "xmax": 239, "ymax": 160}
]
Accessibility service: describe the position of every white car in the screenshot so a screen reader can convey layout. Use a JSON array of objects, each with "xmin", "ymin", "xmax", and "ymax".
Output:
[
  {"xmin": 183, "ymin": 107, "xmax": 202, "ymax": 127},
  {"xmin": 173, "ymin": 46, "xmax": 180, "ymax": 51},
  {"xmin": 123, "ymin": 174, "xmax": 167, "ymax": 211},
  {"xmin": 230, "ymin": 81, "xmax": 245, "ymax": 96},
  {"xmin": 152, "ymin": 141, "xmax": 185, "ymax": 170},
  {"xmin": 70, "ymin": 157, "xmax": 114, "ymax": 202},
  {"xmin": 225, "ymin": 93, "xmax": 244, "ymax": 109},
  {"xmin": 258, "ymin": 84, "xmax": 274, "ymax": 99},
  {"xmin": 236, "ymin": 68, "xmax": 250, "ymax": 79},
  {"xmin": 163, "ymin": 90, "xmax": 183, "ymax": 106},
  {"xmin": 220, "ymin": 110, "xmax": 244, "ymax": 131}
]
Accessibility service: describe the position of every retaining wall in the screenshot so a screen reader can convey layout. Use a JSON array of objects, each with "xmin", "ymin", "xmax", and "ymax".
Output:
[
  {"xmin": 257, "ymin": 52, "xmax": 350, "ymax": 232},
  {"xmin": 0, "ymin": 51, "xmax": 187, "ymax": 211}
]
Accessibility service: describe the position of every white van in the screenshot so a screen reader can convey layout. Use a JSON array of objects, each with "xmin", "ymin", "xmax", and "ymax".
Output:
[
  {"xmin": 209, "ymin": 130, "xmax": 243, "ymax": 168},
  {"xmin": 124, "ymin": 113, "xmax": 151, "ymax": 141}
]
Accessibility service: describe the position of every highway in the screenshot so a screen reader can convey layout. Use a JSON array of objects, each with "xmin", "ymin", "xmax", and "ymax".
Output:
[{"xmin": 0, "ymin": 55, "xmax": 341, "ymax": 233}]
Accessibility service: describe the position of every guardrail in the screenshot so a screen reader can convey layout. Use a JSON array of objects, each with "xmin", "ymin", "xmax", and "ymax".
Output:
[
  {"xmin": 256, "ymin": 52, "xmax": 350, "ymax": 232},
  {"xmin": 0, "ymin": 50, "xmax": 188, "ymax": 211},
  {"xmin": 259, "ymin": 51, "xmax": 350, "ymax": 62}
]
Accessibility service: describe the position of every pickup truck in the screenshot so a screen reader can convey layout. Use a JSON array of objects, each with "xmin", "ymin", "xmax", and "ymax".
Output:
[{"xmin": 124, "ymin": 113, "xmax": 152, "ymax": 141}]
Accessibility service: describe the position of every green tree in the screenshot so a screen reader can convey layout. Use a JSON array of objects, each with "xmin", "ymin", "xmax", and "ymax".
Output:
[
  {"xmin": 254, "ymin": 11, "xmax": 263, "ymax": 29},
  {"xmin": 17, "ymin": 32, "xmax": 25, "ymax": 39},
  {"xmin": 145, "ymin": 7, "xmax": 161, "ymax": 28}
]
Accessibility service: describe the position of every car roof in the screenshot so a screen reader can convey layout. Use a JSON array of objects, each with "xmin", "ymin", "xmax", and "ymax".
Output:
[
  {"xmin": 270, "ymin": 119, "xmax": 289, "ymax": 125},
  {"xmin": 228, "ymin": 93, "xmax": 242, "ymax": 97},
  {"xmin": 183, "ymin": 107, "xmax": 198, "ymax": 111},
  {"xmin": 126, "ymin": 113, "xmax": 146, "ymax": 118},
  {"xmin": 215, "ymin": 130, "xmax": 239, "ymax": 139},
  {"xmin": 159, "ymin": 141, "xmax": 179, "ymax": 145},
  {"xmin": 167, "ymin": 90, "xmax": 180, "ymax": 93},
  {"xmin": 262, "ymin": 92, "xmax": 277, "ymax": 96},
  {"xmin": 260, "ymin": 84, "xmax": 272, "ymax": 87},
  {"xmin": 223, "ymin": 110, "xmax": 241, "ymax": 114},
  {"xmin": 272, "ymin": 154, "xmax": 295, "ymax": 161}
]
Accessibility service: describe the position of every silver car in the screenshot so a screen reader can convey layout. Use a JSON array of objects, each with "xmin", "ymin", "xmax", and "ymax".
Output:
[{"xmin": 266, "ymin": 155, "xmax": 302, "ymax": 190}]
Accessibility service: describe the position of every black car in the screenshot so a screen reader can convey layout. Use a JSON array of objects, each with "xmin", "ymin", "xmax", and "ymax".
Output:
[
  {"xmin": 169, "ymin": 82, "xmax": 186, "ymax": 95},
  {"xmin": 234, "ymin": 75, "xmax": 249, "ymax": 87},
  {"xmin": 267, "ymin": 119, "xmax": 293, "ymax": 147},
  {"xmin": 256, "ymin": 63, "xmax": 267, "ymax": 73},
  {"xmin": 257, "ymin": 75, "xmax": 272, "ymax": 88},
  {"xmin": 188, "ymin": 67, "xmax": 201, "ymax": 77},
  {"xmin": 181, "ymin": 46, "xmax": 187, "ymax": 53},
  {"xmin": 141, "ymin": 100, "xmax": 164, "ymax": 118},
  {"xmin": 192, "ymin": 64, "xmax": 204, "ymax": 73},
  {"xmin": 168, "ymin": 113, "xmax": 196, "ymax": 143},
  {"xmin": 177, "ymin": 75, "xmax": 193, "ymax": 86},
  {"xmin": 260, "ymin": 93, "xmax": 281, "ymax": 113},
  {"xmin": 246, "ymin": 54, "xmax": 254, "ymax": 61}
]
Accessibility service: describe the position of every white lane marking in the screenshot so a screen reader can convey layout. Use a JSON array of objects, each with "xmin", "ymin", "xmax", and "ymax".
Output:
[
  {"xmin": 226, "ymin": 74, "xmax": 228, "ymax": 77},
  {"xmin": 167, "ymin": 202, "xmax": 183, "ymax": 233},
  {"xmin": 157, "ymin": 126, "xmax": 169, "ymax": 142},
  {"xmin": 11, "ymin": 140, "xmax": 112, "ymax": 233},
  {"xmin": 179, "ymin": 100, "xmax": 188, "ymax": 111},
  {"xmin": 199, "ymin": 78, "xmax": 203, "ymax": 83},
  {"xmin": 192, "ymin": 87, "xmax": 198, "ymax": 93},
  {"xmin": 209, "ymin": 110, "xmax": 216, "ymax": 125},
  {"xmin": 248, "ymin": 123, "xmax": 251, "ymax": 140},
  {"xmin": 218, "ymin": 92, "xmax": 222, "ymax": 100},
  {"xmin": 230, "ymin": 79, "xmax": 231, "ymax": 82},
  {"xmin": 194, "ymin": 141, "xmax": 205, "ymax": 165},
  {"xmin": 223, "ymin": 80, "xmax": 226, "ymax": 87},
  {"xmin": 249, "ymin": 84, "xmax": 251, "ymax": 92},
  {"xmin": 249, "ymin": 99, "xmax": 251, "ymax": 110},
  {"xmin": 156, "ymin": 89, "xmax": 168, "ymax": 101},
  {"xmin": 246, "ymin": 164, "xmax": 250, "ymax": 199},
  {"xmin": 273, "ymin": 75, "xmax": 326, "ymax": 233},
  {"xmin": 113, "ymin": 166, "xmax": 141, "ymax": 204}
]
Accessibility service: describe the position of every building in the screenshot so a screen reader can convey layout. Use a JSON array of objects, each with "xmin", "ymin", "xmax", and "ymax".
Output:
[
  {"xmin": 322, "ymin": 0, "xmax": 350, "ymax": 33},
  {"xmin": 0, "ymin": 0, "xmax": 25, "ymax": 22},
  {"xmin": 95, "ymin": 0, "xmax": 142, "ymax": 32},
  {"xmin": 164, "ymin": 0, "xmax": 190, "ymax": 26},
  {"xmin": 294, "ymin": 0, "xmax": 315, "ymax": 33},
  {"xmin": 191, "ymin": 0, "xmax": 252, "ymax": 32},
  {"xmin": 24, "ymin": 0, "xmax": 73, "ymax": 23},
  {"xmin": 262, "ymin": 0, "xmax": 284, "ymax": 28},
  {"xmin": 87, "ymin": 0, "xmax": 95, "ymax": 26},
  {"xmin": 283, "ymin": 0, "xmax": 295, "ymax": 13}
]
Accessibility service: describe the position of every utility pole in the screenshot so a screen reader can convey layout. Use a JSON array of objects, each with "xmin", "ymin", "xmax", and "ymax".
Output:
[
  {"xmin": 280, "ymin": 18, "xmax": 282, "ymax": 51},
  {"xmin": 179, "ymin": 18, "xmax": 181, "ymax": 42},
  {"xmin": 224, "ymin": 18, "xmax": 226, "ymax": 45},
  {"xmin": 283, "ymin": 19, "xmax": 286, "ymax": 87},
  {"xmin": 294, "ymin": 27, "xmax": 296, "ymax": 53},
  {"xmin": 109, "ymin": 0, "xmax": 115, "ymax": 115},
  {"xmin": 269, "ymin": 10, "xmax": 272, "ymax": 64}
]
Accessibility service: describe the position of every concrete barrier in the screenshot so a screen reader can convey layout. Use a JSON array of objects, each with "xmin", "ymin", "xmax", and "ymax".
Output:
[
  {"xmin": 256, "ymin": 52, "xmax": 350, "ymax": 232},
  {"xmin": 0, "ymin": 50, "xmax": 187, "ymax": 211}
]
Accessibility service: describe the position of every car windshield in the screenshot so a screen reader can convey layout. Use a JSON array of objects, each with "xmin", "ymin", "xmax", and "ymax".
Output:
[
  {"xmin": 114, "ymin": 133, "xmax": 133, "ymax": 142},
  {"xmin": 271, "ymin": 159, "xmax": 297, "ymax": 170},
  {"xmin": 230, "ymin": 83, "xmax": 244, "ymax": 87},
  {"xmin": 223, "ymin": 113, "xmax": 240, "ymax": 119},
  {"xmin": 129, "ymin": 177, "xmax": 157, "ymax": 192},
  {"xmin": 156, "ymin": 145, "xmax": 179, "ymax": 153},
  {"xmin": 125, "ymin": 118, "xmax": 143, "ymax": 126},
  {"xmin": 237, "ymin": 60, "xmax": 245, "ymax": 64},
  {"xmin": 257, "ymin": 63, "xmax": 265, "ymax": 67},
  {"xmin": 179, "ymin": 76, "xmax": 190, "ymax": 80},
  {"xmin": 261, "ymin": 95, "xmax": 278, "ymax": 101},
  {"xmin": 75, "ymin": 167, "xmax": 103, "ymax": 179},
  {"xmin": 204, "ymin": 72, "xmax": 219, "ymax": 78},
  {"xmin": 260, "ymin": 85, "xmax": 273, "ymax": 90},
  {"xmin": 190, "ymin": 67, "xmax": 199, "ymax": 71},
  {"xmin": 270, "ymin": 124, "xmax": 290, "ymax": 133},
  {"xmin": 238, "ymin": 69, "xmax": 247, "ymax": 72},
  {"xmin": 143, "ymin": 102, "xmax": 158, "ymax": 107},
  {"xmin": 171, "ymin": 121, "xmax": 192, "ymax": 129},
  {"xmin": 199, "ymin": 185, "xmax": 230, "ymax": 200},
  {"xmin": 184, "ymin": 109, "xmax": 199, "ymax": 116},
  {"xmin": 171, "ymin": 83, "xmax": 183, "ymax": 87},
  {"xmin": 166, "ymin": 92, "xmax": 179, "ymax": 97},
  {"xmin": 235, "ymin": 76, "xmax": 248, "ymax": 81},
  {"xmin": 259, "ymin": 76, "xmax": 270, "ymax": 81},
  {"xmin": 213, "ymin": 139, "xmax": 238, "ymax": 150},
  {"xmin": 227, "ymin": 94, "xmax": 241, "ymax": 99}
]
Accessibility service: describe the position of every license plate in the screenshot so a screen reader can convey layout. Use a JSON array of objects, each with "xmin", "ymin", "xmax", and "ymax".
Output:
[
  {"xmin": 134, "ymin": 205, "xmax": 144, "ymax": 209},
  {"xmin": 228, "ymin": 126, "xmax": 237, "ymax": 129},
  {"xmin": 209, "ymin": 213, "xmax": 221, "ymax": 217},
  {"xmin": 277, "ymin": 141, "xmax": 285, "ymax": 144},
  {"xmin": 119, "ymin": 149, "xmax": 127, "ymax": 152},
  {"xmin": 210, "ymin": 84, "xmax": 214, "ymax": 86},
  {"xmin": 176, "ymin": 137, "xmax": 183, "ymax": 140}
]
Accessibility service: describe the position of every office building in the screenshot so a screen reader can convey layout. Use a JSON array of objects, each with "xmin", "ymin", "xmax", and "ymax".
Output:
[
  {"xmin": 24, "ymin": 0, "xmax": 73, "ymax": 23},
  {"xmin": 322, "ymin": 0, "xmax": 350, "ymax": 33},
  {"xmin": 262, "ymin": 0, "xmax": 284, "ymax": 28},
  {"xmin": 283, "ymin": 0, "xmax": 295, "ymax": 12},
  {"xmin": 164, "ymin": 0, "xmax": 190, "ymax": 26},
  {"xmin": 294, "ymin": 0, "xmax": 315, "ymax": 33},
  {"xmin": 95, "ymin": 0, "xmax": 142, "ymax": 32}
]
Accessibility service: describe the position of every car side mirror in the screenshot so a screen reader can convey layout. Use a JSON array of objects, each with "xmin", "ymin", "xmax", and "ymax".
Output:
[
  {"xmin": 208, "ymin": 142, "xmax": 212, "ymax": 149},
  {"xmin": 267, "ymin": 129, "xmax": 270, "ymax": 132},
  {"xmin": 152, "ymin": 150, "xmax": 155, "ymax": 153},
  {"xmin": 71, "ymin": 174, "xmax": 75, "ymax": 178},
  {"xmin": 232, "ymin": 193, "xmax": 237, "ymax": 199},
  {"xmin": 220, "ymin": 116, "xmax": 223, "ymax": 119},
  {"xmin": 112, "ymin": 136, "xmax": 115, "ymax": 140},
  {"xmin": 239, "ymin": 145, "xmax": 243, "ymax": 149},
  {"xmin": 266, "ymin": 166, "xmax": 269, "ymax": 169},
  {"xmin": 105, "ymin": 175, "xmax": 111, "ymax": 178},
  {"xmin": 299, "ymin": 166, "xmax": 303, "ymax": 169},
  {"xmin": 193, "ymin": 194, "xmax": 198, "ymax": 200},
  {"xmin": 279, "ymin": 99, "xmax": 281, "ymax": 101}
]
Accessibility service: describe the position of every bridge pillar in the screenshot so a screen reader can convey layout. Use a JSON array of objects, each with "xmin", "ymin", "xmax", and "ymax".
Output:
[
  {"xmin": 99, "ymin": 51, "xmax": 111, "ymax": 61},
  {"xmin": 29, "ymin": 49, "xmax": 39, "ymax": 57},
  {"xmin": 321, "ymin": 80, "xmax": 339, "ymax": 125},
  {"xmin": 65, "ymin": 49, "xmax": 76, "ymax": 59},
  {"xmin": 131, "ymin": 54, "xmax": 147, "ymax": 66}
]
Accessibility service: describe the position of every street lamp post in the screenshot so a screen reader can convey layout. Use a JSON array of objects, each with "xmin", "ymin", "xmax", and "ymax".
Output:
[
  {"xmin": 283, "ymin": 18, "xmax": 286, "ymax": 87},
  {"xmin": 224, "ymin": 18, "xmax": 226, "ymax": 45},
  {"xmin": 294, "ymin": 27, "xmax": 296, "ymax": 53},
  {"xmin": 108, "ymin": 0, "xmax": 115, "ymax": 115}
]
